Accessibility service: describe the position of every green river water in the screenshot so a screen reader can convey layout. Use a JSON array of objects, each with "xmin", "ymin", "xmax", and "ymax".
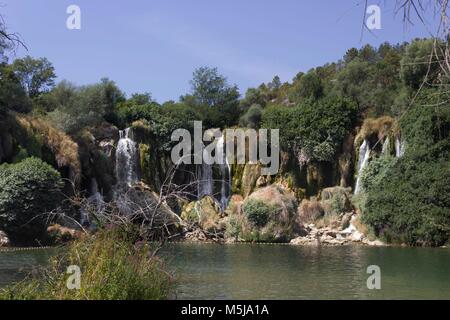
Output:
[{"xmin": 1, "ymin": 244, "xmax": 449, "ymax": 299}]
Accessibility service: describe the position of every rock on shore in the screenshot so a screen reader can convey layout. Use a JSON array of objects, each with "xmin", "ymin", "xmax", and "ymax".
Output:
[{"xmin": 0, "ymin": 230, "xmax": 10, "ymax": 247}]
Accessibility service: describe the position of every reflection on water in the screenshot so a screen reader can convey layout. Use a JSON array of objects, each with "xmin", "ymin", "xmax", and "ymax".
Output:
[
  {"xmin": 1, "ymin": 245, "xmax": 449, "ymax": 299},
  {"xmin": 0, "ymin": 249, "xmax": 56, "ymax": 288},
  {"xmin": 161, "ymin": 244, "xmax": 450, "ymax": 300}
]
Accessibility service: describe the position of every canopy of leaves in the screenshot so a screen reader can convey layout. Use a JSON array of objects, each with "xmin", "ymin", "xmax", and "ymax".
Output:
[
  {"xmin": 262, "ymin": 96, "xmax": 357, "ymax": 162},
  {"xmin": 0, "ymin": 157, "xmax": 63, "ymax": 245},
  {"xmin": 12, "ymin": 56, "xmax": 56, "ymax": 98}
]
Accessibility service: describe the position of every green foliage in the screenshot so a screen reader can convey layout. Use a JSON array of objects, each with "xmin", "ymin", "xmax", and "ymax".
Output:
[
  {"xmin": 11, "ymin": 56, "xmax": 56, "ymax": 98},
  {"xmin": 48, "ymin": 79, "xmax": 124, "ymax": 133},
  {"xmin": 0, "ymin": 157, "xmax": 63, "ymax": 244},
  {"xmin": 359, "ymin": 156, "xmax": 397, "ymax": 192},
  {"xmin": 187, "ymin": 66, "xmax": 240, "ymax": 127},
  {"xmin": 242, "ymin": 199, "xmax": 273, "ymax": 227},
  {"xmin": 262, "ymin": 96, "xmax": 357, "ymax": 162},
  {"xmin": 289, "ymin": 70, "xmax": 323, "ymax": 101},
  {"xmin": 362, "ymin": 91, "xmax": 450, "ymax": 246},
  {"xmin": 0, "ymin": 228, "xmax": 174, "ymax": 300},
  {"xmin": 239, "ymin": 104, "xmax": 263, "ymax": 129},
  {"xmin": 117, "ymin": 100, "xmax": 201, "ymax": 151},
  {"xmin": 0, "ymin": 63, "xmax": 31, "ymax": 114},
  {"xmin": 400, "ymin": 39, "xmax": 443, "ymax": 89}
]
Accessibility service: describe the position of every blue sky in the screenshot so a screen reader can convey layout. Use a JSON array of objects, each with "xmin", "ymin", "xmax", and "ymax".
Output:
[{"xmin": 1, "ymin": 0, "xmax": 440, "ymax": 102}]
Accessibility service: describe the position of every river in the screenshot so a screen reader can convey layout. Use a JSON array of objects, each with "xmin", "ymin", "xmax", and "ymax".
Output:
[{"xmin": 1, "ymin": 244, "xmax": 449, "ymax": 299}]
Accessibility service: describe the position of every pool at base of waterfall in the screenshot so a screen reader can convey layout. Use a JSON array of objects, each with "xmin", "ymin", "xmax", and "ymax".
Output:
[{"xmin": 1, "ymin": 244, "xmax": 450, "ymax": 299}]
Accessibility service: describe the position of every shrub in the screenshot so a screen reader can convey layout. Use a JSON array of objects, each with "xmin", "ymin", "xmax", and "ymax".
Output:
[
  {"xmin": 298, "ymin": 199, "xmax": 324, "ymax": 223},
  {"xmin": 359, "ymin": 156, "xmax": 396, "ymax": 192},
  {"xmin": 242, "ymin": 199, "xmax": 272, "ymax": 227},
  {"xmin": 0, "ymin": 228, "xmax": 174, "ymax": 300},
  {"xmin": 0, "ymin": 157, "xmax": 64, "ymax": 244}
]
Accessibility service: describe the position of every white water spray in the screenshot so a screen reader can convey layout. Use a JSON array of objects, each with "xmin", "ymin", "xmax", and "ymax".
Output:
[
  {"xmin": 116, "ymin": 128, "xmax": 138, "ymax": 186},
  {"xmin": 354, "ymin": 139, "xmax": 370, "ymax": 194}
]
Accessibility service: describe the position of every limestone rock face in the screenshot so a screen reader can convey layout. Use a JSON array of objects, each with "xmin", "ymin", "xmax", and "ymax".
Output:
[
  {"xmin": 237, "ymin": 185, "xmax": 299, "ymax": 242},
  {"xmin": 181, "ymin": 196, "xmax": 224, "ymax": 232}
]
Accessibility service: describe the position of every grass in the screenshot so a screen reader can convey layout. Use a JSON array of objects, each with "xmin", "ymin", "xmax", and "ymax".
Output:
[{"xmin": 0, "ymin": 228, "xmax": 174, "ymax": 300}]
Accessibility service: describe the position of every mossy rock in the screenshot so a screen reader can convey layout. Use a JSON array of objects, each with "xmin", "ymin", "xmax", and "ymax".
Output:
[
  {"xmin": 181, "ymin": 196, "xmax": 223, "ymax": 232},
  {"xmin": 236, "ymin": 185, "xmax": 299, "ymax": 243}
]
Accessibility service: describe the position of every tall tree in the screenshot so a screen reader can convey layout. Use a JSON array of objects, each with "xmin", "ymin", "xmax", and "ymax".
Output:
[
  {"xmin": 190, "ymin": 66, "xmax": 239, "ymax": 108},
  {"xmin": 12, "ymin": 56, "xmax": 56, "ymax": 98}
]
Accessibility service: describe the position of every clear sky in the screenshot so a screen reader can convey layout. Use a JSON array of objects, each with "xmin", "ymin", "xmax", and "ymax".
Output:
[{"xmin": 1, "ymin": 0, "xmax": 440, "ymax": 102}]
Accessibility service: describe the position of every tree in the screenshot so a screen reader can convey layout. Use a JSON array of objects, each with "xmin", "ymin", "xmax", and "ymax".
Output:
[
  {"xmin": 0, "ymin": 63, "xmax": 31, "ymax": 114},
  {"xmin": 48, "ymin": 79, "xmax": 124, "ymax": 133},
  {"xmin": 189, "ymin": 67, "xmax": 240, "ymax": 127},
  {"xmin": 291, "ymin": 70, "xmax": 323, "ymax": 101},
  {"xmin": 129, "ymin": 92, "xmax": 153, "ymax": 105},
  {"xmin": 0, "ymin": 14, "xmax": 26, "ymax": 61},
  {"xmin": 12, "ymin": 56, "xmax": 56, "ymax": 97},
  {"xmin": 190, "ymin": 66, "xmax": 239, "ymax": 108},
  {"xmin": 268, "ymin": 75, "xmax": 282, "ymax": 91},
  {"xmin": 400, "ymin": 38, "xmax": 442, "ymax": 90},
  {"xmin": 344, "ymin": 48, "xmax": 359, "ymax": 64}
]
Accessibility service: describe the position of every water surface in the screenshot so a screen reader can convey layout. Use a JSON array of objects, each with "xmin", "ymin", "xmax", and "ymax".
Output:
[
  {"xmin": 1, "ymin": 245, "xmax": 449, "ymax": 299},
  {"xmin": 161, "ymin": 244, "xmax": 450, "ymax": 300}
]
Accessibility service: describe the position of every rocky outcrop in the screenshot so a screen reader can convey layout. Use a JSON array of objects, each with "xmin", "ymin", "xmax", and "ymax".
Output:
[
  {"xmin": 229, "ymin": 185, "xmax": 300, "ymax": 242},
  {"xmin": 290, "ymin": 215, "xmax": 386, "ymax": 246},
  {"xmin": 181, "ymin": 196, "xmax": 225, "ymax": 233},
  {"xmin": 0, "ymin": 230, "xmax": 10, "ymax": 247},
  {"xmin": 47, "ymin": 224, "xmax": 83, "ymax": 244}
]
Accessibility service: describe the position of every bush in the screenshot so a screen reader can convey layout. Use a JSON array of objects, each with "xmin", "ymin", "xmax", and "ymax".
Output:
[
  {"xmin": 0, "ymin": 228, "xmax": 174, "ymax": 300},
  {"xmin": 359, "ymin": 156, "xmax": 396, "ymax": 192},
  {"xmin": 298, "ymin": 199, "xmax": 324, "ymax": 223},
  {"xmin": 242, "ymin": 199, "xmax": 272, "ymax": 227},
  {"xmin": 0, "ymin": 157, "xmax": 63, "ymax": 244}
]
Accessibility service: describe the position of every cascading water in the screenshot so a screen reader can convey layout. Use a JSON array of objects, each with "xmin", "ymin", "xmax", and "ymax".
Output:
[
  {"xmin": 395, "ymin": 136, "xmax": 405, "ymax": 158},
  {"xmin": 354, "ymin": 139, "xmax": 370, "ymax": 194},
  {"xmin": 196, "ymin": 135, "xmax": 231, "ymax": 211},
  {"xmin": 88, "ymin": 178, "xmax": 104, "ymax": 207},
  {"xmin": 116, "ymin": 128, "xmax": 138, "ymax": 186},
  {"xmin": 382, "ymin": 137, "xmax": 390, "ymax": 156},
  {"xmin": 197, "ymin": 160, "xmax": 213, "ymax": 199},
  {"xmin": 80, "ymin": 178, "xmax": 104, "ymax": 226},
  {"xmin": 217, "ymin": 136, "xmax": 231, "ymax": 211}
]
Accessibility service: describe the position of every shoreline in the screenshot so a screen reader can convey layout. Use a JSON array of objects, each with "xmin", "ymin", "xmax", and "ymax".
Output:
[{"xmin": 2, "ymin": 241, "xmax": 448, "ymax": 251}]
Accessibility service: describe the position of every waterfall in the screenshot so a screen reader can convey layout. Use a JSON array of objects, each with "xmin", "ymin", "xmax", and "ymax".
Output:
[
  {"xmin": 88, "ymin": 178, "xmax": 104, "ymax": 207},
  {"xmin": 197, "ymin": 135, "xmax": 231, "ymax": 211},
  {"xmin": 197, "ymin": 161, "xmax": 213, "ymax": 199},
  {"xmin": 382, "ymin": 137, "xmax": 390, "ymax": 156},
  {"xmin": 80, "ymin": 178, "xmax": 104, "ymax": 226},
  {"xmin": 395, "ymin": 136, "xmax": 405, "ymax": 158},
  {"xmin": 116, "ymin": 128, "xmax": 138, "ymax": 186},
  {"xmin": 354, "ymin": 139, "xmax": 370, "ymax": 194},
  {"xmin": 217, "ymin": 136, "xmax": 231, "ymax": 211}
]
